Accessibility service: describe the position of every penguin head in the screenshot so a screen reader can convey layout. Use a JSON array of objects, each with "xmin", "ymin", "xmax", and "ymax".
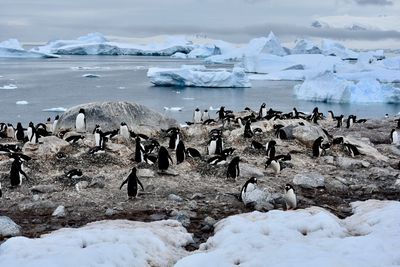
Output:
[
  {"xmin": 269, "ymin": 140, "xmax": 277, "ymax": 147},
  {"xmin": 285, "ymin": 184, "xmax": 294, "ymax": 192},
  {"xmin": 249, "ymin": 177, "xmax": 257, "ymax": 184},
  {"xmin": 79, "ymin": 108, "xmax": 85, "ymax": 114},
  {"xmin": 204, "ymin": 109, "xmax": 208, "ymax": 112},
  {"xmin": 121, "ymin": 122, "xmax": 126, "ymax": 126},
  {"xmin": 55, "ymin": 115, "xmax": 59, "ymax": 120},
  {"xmin": 261, "ymin": 103, "xmax": 266, "ymax": 107},
  {"xmin": 195, "ymin": 108, "xmax": 200, "ymax": 111},
  {"xmin": 16, "ymin": 122, "xmax": 22, "ymax": 129},
  {"xmin": 29, "ymin": 122, "xmax": 34, "ymax": 127},
  {"xmin": 47, "ymin": 117, "xmax": 51, "ymax": 122},
  {"xmin": 131, "ymin": 167, "xmax": 137, "ymax": 174},
  {"xmin": 316, "ymin": 136, "xmax": 324, "ymax": 143}
]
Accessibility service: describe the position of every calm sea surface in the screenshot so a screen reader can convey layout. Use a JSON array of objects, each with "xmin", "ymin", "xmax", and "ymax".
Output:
[{"xmin": 0, "ymin": 56, "xmax": 399, "ymax": 126}]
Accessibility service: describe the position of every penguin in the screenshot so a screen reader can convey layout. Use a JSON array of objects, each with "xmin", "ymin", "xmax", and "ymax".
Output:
[
  {"xmin": 168, "ymin": 128, "xmax": 180, "ymax": 150},
  {"xmin": 243, "ymin": 120, "xmax": 253, "ymax": 138},
  {"xmin": 390, "ymin": 129, "xmax": 399, "ymax": 144},
  {"xmin": 176, "ymin": 140, "xmax": 186, "ymax": 164},
  {"xmin": 193, "ymin": 108, "xmax": 202, "ymax": 124},
  {"xmin": 215, "ymin": 135, "xmax": 224, "ymax": 155},
  {"xmin": 312, "ymin": 136, "xmax": 324, "ymax": 157},
  {"xmin": 226, "ymin": 156, "xmax": 240, "ymax": 180},
  {"xmin": 266, "ymin": 140, "xmax": 276, "ymax": 159},
  {"xmin": 88, "ymin": 146, "xmax": 105, "ymax": 155},
  {"xmin": 27, "ymin": 122, "xmax": 37, "ymax": 144},
  {"xmin": 309, "ymin": 107, "xmax": 320, "ymax": 124},
  {"xmin": 265, "ymin": 158, "xmax": 283, "ymax": 175},
  {"xmin": 119, "ymin": 167, "xmax": 144, "ymax": 199},
  {"xmin": 253, "ymin": 128, "xmax": 263, "ymax": 135},
  {"xmin": 144, "ymin": 154, "xmax": 158, "ymax": 165},
  {"xmin": 343, "ymin": 143, "xmax": 360, "ymax": 157},
  {"xmin": 15, "ymin": 122, "xmax": 25, "ymax": 142},
  {"xmin": 186, "ymin": 147, "xmax": 201, "ymax": 159},
  {"xmin": 353, "ymin": 116, "xmax": 367, "ymax": 124},
  {"xmin": 346, "ymin": 115, "xmax": 354, "ymax": 128},
  {"xmin": 284, "ymin": 184, "xmax": 297, "ymax": 210},
  {"xmin": 65, "ymin": 134, "xmax": 85, "ymax": 144},
  {"xmin": 201, "ymin": 109, "xmax": 210, "ymax": 122},
  {"xmin": 135, "ymin": 137, "xmax": 145, "ymax": 163},
  {"xmin": 36, "ymin": 123, "xmax": 49, "ymax": 137},
  {"xmin": 258, "ymin": 103, "xmax": 267, "ymax": 119},
  {"xmin": 75, "ymin": 108, "xmax": 86, "ymax": 133},
  {"xmin": 94, "ymin": 128, "xmax": 104, "ymax": 148},
  {"xmin": 9, "ymin": 156, "xmax": 30, "ymax": 186},
  {"xmin": 239, "ymin": 177, "xmax": 257, "ymax": 203},
  {"xmin": 6, "ymin": 123, "xmax": 15, "ymax": 139},
  {"xmin": 275, "ymin": 153, "xmax": 292, "ymax": 161},
  {"xmin": 396, "ymin": 118, "xmax": 400, "ymax": 129},
  {"xmin": 251, "ymin": 140, "xmax": 264, "ymax": 150},
  {"xmin": 217, "ymin": 106, "xmax": 225, "ymax": 121},
  {"xmin": 221, "ymin": 147, "xmax": 235, "ymax": 156},
  {"xmin": 336, "ymin": 115, "xmax": 344, "ymax": 128},
  {"xmin": 103, "ymin": 129, "xmax": 119, "ymax": 140},
  {"xmin": 158, "ymin": 146, "xmax": 173, "ymax": 172},
  {"xmin": 327, "ymin": 110, "xmax": 334, "ymax": 121},
  {"xmin": 207, "ymin": 153, "xmax": 227, "ymax": 165},
  {"xmin": 120, "ymin": 122, "xmax": 130, "ymax": 139},
  {"xmin": 130, "ymin": 131, "xmax": 149, "ymax": 141},
  {"xmin": 53, "ymin": 115, "xmax": 59, "ymax": 134},
  {"xmin": 45, "ymin": 117, "xmax": 53, "ymax": 133},
  {"xmin": 207, "ymin": 136, "xmax": 217, "ymax": 155},
  {"xmin": 144, "ymin": 139, "xmax": 160, "ymax": 154},
  {"xmin": 66, "ymin": 169, "xmax": 83, "ymax": 179}
]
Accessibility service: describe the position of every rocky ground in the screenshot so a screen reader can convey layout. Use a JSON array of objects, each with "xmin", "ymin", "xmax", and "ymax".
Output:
[{"xmin": 1, "ymin": 109, "xmax": 400, "ymax": 248}]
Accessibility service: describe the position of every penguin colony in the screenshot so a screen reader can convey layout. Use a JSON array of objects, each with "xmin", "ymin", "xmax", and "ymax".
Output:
[{"xmin": 0, "ymin": 104, "xmax": 399, "ymax": 215}]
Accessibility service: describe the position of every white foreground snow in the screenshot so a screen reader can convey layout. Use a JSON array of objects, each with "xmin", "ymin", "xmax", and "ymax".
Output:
[
  {"xmin": 0, "ymin": 39, "xmax": 58, "ymax": 58},
  {"xmin": 176, "ymin": 200, "xmax": 400, "ymax": 267},
  {"xmin": 0, "ymin": 219, "xmax": 193, "ymax": 267},
  {"xmin": 147, "ymin": 65, "xmax": 251, "ymax": 88}
]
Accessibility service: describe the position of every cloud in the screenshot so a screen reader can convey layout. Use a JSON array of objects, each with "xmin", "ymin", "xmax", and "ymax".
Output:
[{"xmin": 353, "ymin": 0, "xmax": 393, "ymax": 5}]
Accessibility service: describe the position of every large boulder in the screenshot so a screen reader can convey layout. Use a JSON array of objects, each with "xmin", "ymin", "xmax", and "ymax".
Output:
[
  {"xmin": 0, "ymin": 216, "xmax": 21, "ymax": 238},
  {"xmin": 292, "ymin": 125, "xmax": 329, "ymax": 147},
  {"xmin": 54, "ymin": 101, "xmax": 178, "ymax": 134},
  {"xmin": 293, "ymin": 172, "xmax": 325, "ymax": 189}
]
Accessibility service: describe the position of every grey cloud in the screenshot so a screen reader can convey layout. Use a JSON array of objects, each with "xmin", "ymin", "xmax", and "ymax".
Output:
[{"xmin": 353, "ymin": 0, "xmax": 393, "ymax": 5}]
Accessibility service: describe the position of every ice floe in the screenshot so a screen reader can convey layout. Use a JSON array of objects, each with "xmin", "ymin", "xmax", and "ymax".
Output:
[
  {"xmin": 0, "ymin": 39, "xmax": 58, "ymax": 58},
  {"xmin": 16, "ymin": 101, "xmax": 28, "ymax": 105},
  {"xmin": 0, "ymin": 84, "xmax": 18, "ymax": 90},
  {"xmin": 42, "ymin": 107, "xmax": 67, "ymax": 112}
]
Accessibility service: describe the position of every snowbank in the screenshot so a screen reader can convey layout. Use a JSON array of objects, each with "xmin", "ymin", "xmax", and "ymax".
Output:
[
  {"xmin": 294, "ymin": 71, "xmax": 400, "ymax": 103},
  {"xmin": 176, "ymin": 200, "xmax": 400, "ymax": 267},
  {"xmin": 147, "ymin": 65, "xmax": 251, "ymax": 88},
  {"xmin": 0, "ymin": 39, "xmax": 58, "ymax": 58},
  {"xmin": 0, "ymin": 220, "xmax": 193, "ymax": 267}
]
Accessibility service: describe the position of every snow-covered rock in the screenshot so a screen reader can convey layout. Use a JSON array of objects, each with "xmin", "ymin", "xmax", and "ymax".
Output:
[
  {"xmin": 175, "ymin": 200, "xmax": 400, "ymax": 267},
  {"xmin": 293, "ymin": 172, "xmax": 325, "ymax": 188},
  {"xmin": 52, "ymin": 206, "xmax": 66, "ymax": 218},
  {"xmin": 0, "ymin": 216, "xmax": 21, "ymax": 238},
  {"xmin": 0, "ymin": 220, "xmax": 193, "ymax": 267},
  {"xmin": 0, "ymin": 39, "xmax": 58, "ymax": 58},
  {"xmin": 147, "ymin": 65, "xmax": 251, "ymax": 88}
]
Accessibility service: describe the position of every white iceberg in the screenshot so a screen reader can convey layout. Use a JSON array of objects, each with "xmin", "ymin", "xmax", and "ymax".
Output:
[
  {"xmin": 16, "ymin": 101, "xmax": 28, "ymax": 105},
  {"xmin": 42, "ymin": 107, "xmax": 67, "ymax": 112},
  {"xmin": 176, "ymin": 200, "xmax": 400, "ymax": 267},
  {"xmin": 0, "ymin": 84, "xmax": 18, "ymax": 90},
  {"xmin": 294, "ymin": 71, "xmax": 400, "ymax": 103},
  {"xmin": 0, "ymin": 219, "xmax": 193, "ymax": 267},
  {"xmin": 291, "ymin": 39, "xmax": 322, "ymax": 54},
  {"xmin": 187, "ymin": 44, "xmax": 221, "ymax": 59},
  {"xmin": 0, "ymin": 39, "xmax": 59, "ymax": 58},
  {"xmin": 147, "ymin": 65, "xmax": 251, "ymax": 88},
  {"xmin": 321, "ymin": 39, "xmax": 358, "ymax": 60},
  {"xmin": 164, "ymin": 107, "xmax": 183, "ymax": 111}
]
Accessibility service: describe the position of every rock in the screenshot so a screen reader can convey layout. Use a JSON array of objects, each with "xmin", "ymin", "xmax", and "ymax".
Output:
[
  {"xmin": 170, "ymin": 210, "xmax": 191, "ymax": 227},
  {"xmin": 168, "ymin": 194, "xmax": 183, "ymax": 202},
  {"xmin": 188, "ymin": 200, "xmax": 198, "ymax": 210},
  {"xmin": 202, "ymin": 216, "xmax": 217, "ymax": 231},
  {"xmin": 31, "ymin": 184, "xmax": 61, "ymax": 194},
  {"xmin": 54, "ymin": 101, "xmax": 178, "ymax": 134},
  {"xmin": 137, "ymin": 169, "xmax": 155, "ymax": 178},
  {"xmin": 52, "ymin": 205, "xmax": 66, "ymax": 218},
  {"xmin": 105, "ymin": 208, "xmax": 117, "ymax": 217},
  {"xmin": 106, "ymin": 143, "xmax": 133, "ymax": 157},
  {"xmin": 292, "ymin": 125, "xmax": 328, "ymax": 147},
  {"xmin": 18, "ymin": 200, "xmax": 57, "ymax": 211},
  {"xmin": 335, "ymin": 157, "xmax": 370, "ymax": 169},
  {"xmin": 293, "ymin": 172, "xmax": 325, "ymax": 188},
  {"xmin": 23, "ymin": 136, "xmax": 70, "ymax": 159},
  {"xmin": 75, "ymin": 181, "xmax": 89, "ymax": 192},
  {"xmin": 32, "ymin": 195, "xmax": 40, "ymax": 201},
  {"xmin": 0, "ymin": 216, "xmax": 21, "ymax": 237},
  {"xmin": 240, "ymin": 163, "xmax": 265, "ymax": 178},
  {"xmin": 242, "ymin": 187, "xmax": 274, "ymax": 211},
  {"xmin": 88, "ymin": 176, "xmax": 105, "ymax": 188},
  {"xmin": 342, "ymin": 136, "xmax": 388, "ymax": 161},
  {"xmin": 191, "ymin": 193, "xmax": 205, "ymax": 200},
  {"xmin": 323, "ymin": 156, "xmax": 334, "ymax": 165}
]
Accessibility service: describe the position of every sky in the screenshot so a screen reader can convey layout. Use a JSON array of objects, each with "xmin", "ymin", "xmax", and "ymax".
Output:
[{"xmin": 1, "ymin": 0, "xmax": 400, "ymax": 47}]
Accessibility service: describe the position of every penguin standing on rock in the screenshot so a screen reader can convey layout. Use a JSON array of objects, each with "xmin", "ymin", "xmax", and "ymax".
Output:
[
  {"xmin": 176, "ymin": 140, "xmax": 186, "ymax": 164},
  {"xmin": 6, "ymin": 124, "xmax": 15, "ymax": 138},
  {"xmin": 284, "ymin": 184, "xmax": 297, "ymax": 210},
  {"xmin": 265, "ymin": 158, "xmax": 283, "ymax": 175},
  {"xmin": 135, "ymin": 137, "xmax": 145, "ymax": 163},
  {"xmin": 186, "ymin": 147, "xmax": 201, "ymax": 159},
  {"xmin": 120, "ymin": 122, "xmax": 130, "ymax": 139},
  {"xmin": 243, "ymin": 120, "xmax": 253, "ymax": 138},
  {"xmin": 240, "ymin": 177, "xmax": 257, "ymax": 203},
  {"xmin": 193, "ymin": 108, "xmax": 202, "ymax": 124},
  {"xmin": 266, "ymin": 140, "xmax": 276, "ymax": 159},
  {"xmin": 27, "ymin": 122, "xmax": 37, "ymax": 144},
  {"xmin": 258, "ymin": 103, "xmax": 267, "ymax": 119},
  {"xmin": 53, "ymin": 115, "xmax": 59, "ymax": 134},
  {"xmin": 168, "ymin": 128, "xmax": 180, "ymax": 150},
  {"xmin": 120, "ymin": 167, "xmax": 144, "ymax": 199},
  {"xmin": 201, "ymin": 109, "xmax": 210, "ymax": 122},
  {"xmin": 158, "ymin": 146, "xmax": 173, "ymax": 172},
  {"xmin": 15, "ymin": 123, "xmax": 25, "ymax": 142},
  {"xmin": 9, "ymin": 156, "xmax": 30, "ymax": 187},
  {"xmin": 75, "ymin": 108, "xmax": 86, "ymax": 133},
  {"xmin": 390, "ymin": 129, "xmax": 399, "ymax": 144},
  {"xmin": 312, "ymin": 136, "xmax": 324, "ymax": 157},
  {"xmin": 226, "ymin": 156, "xmax": 241, "ymax": 180},
  {"xmin": 207, "ymin": 136, "xmax": 217, "ymax": 155}
]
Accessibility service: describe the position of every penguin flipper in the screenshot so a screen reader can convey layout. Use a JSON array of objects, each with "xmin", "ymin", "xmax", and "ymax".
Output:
[
  {"xmin": 137, "ymin": 178, "xmax": 144, "ymax": 191},
  {"xmin": 119, "ymin": 178, "xmax": 128, "ymax": 190}
]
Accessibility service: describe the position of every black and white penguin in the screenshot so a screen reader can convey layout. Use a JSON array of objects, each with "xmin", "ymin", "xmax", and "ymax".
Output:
[
  {"xmin": 346, "ymin": 115, "xmax": 354, "ymax": 128},
  {"xmin": 158, "ymin": 146, "xmax": 173, "ymax": 172},
  {"xmin": 176, "ymin": 140, "xmax": 186, "ymax": 164},
  {"xmin": 36, "ymin": 123, "xmax": 49, "ymax": 137},
  {"xmin": 9, "ymin": 156, "xmax": 30, "ymax": 186},
  {"xmin": 336, "ymin": 115, "xmax": 344, "ymax": 128},
  {"xmin": 275, "ymin": 153, "xmax": 292, "ymax": 161},
  {"xmin": 207, "ymin": 136, "xmax": 217, "ymax": 155},
  {"xmin": 284, "ymin": 184, "xmax": 297, "ymax": 210},
  {"xmin": 251, "ymin": 140, "xmax": 264, "ymax": 150},
  {"xmin": 15, "ymin": 123, "xmax": 25, "ymax": 142},
  {"xmin": 45, "ymin": 117, "xmax": 53, "ymax": 133},
  {"xmin": 119, "ymin": 167, "xmax": 144, "ymax": 199},
  {"xmin": 168, "ymin": 128, "xmax": 180, "ymax": 150},
  {"xmin": 202, "ymin": 119, "xmax": 216, "ymax": 125},
  {"xmin": 258, "ymin": 103, "xmax": 267, "ymax": 119},
  {"xmin": 217, "ymin": 106, "xmax": 225, "ymax": 121},
  {"xmin": 207, "ymin": 153, "xmax": 227, "ymax": 165},
  {"xmin": 312, "ymin": 136, "xmax": 324, "ymax": 157},
  {"xmin": 135, "ymin": 137, "xmax": 145, "ymax": 163},
  {"xmin": 343, "ymin": 143, "xmax": 360, "ymax": 157},
  {"xmin": 103, "ymin": 129, "xmax": 119, "ymax": 141},
  {"xmin": 390, "ymin": 129, "xmax": 399, "ymax": 144},
  {"xmin": 27, "ymin": 122, "xmax": 37, "ymax": 144},
  {"xmin": 186, "ymin": 147, "xmax": 201, "ymax": 159},
  {"xmin": 221, "ymin": 147, "xmax": 235, "ymax": 156},
  {"xmin": 215, "ymin": 135, "xmax": 223, "ymax": 155},
  {"xmin": 66, "ymin": 169, "xmax": 83, "ymax": 179},
  {"xmin": 94, "ymin": 128, "xmax": 104, "ymax": 148},
  {"xmin": 145, "ymin": 139, "xmax": 160, "ymax": 154},
  {"xmin": 266, "ymin": 140, "xmax": 276, "ymax": 159},
  {"xmin": 327, "ymin": 110, "xmax": 334, "ymax": 121},
  {"xmin": 120, "ymin": 122, "xmax": 130, "ymax": 139},
  {"xmin": 6, "ymin": 123, "xmax": 15, "ymax": 138},
  {"xmin": 75, "ymin": 108, "xmax": 86, "ymax": 133},
  {"xmin": 239, "ymin": 177, "xmax": 257, "ymax": 203},
  {"xmin": 265, "ymin": 158, "xmax": 283, "ymax": 175},
  {"xmin": 201, "ymin": 109, "xmax": 210, "ymax": 122},
  {"xmin": 243, "ymin": 120, "xmax": 254, "ymax": 138},
  {"xmin": 65, "ymin": 134, "xmax": 85, "ymax": 144},
  {"xmin": 144, "ymin": 154, "xmax": 157, "ymax": 165},
  {"xmin": 193, "ymin": 108, "xmax": 202, "ymax": 124},
  {"xmin": 226, "ymin": 156, "xmax": 240, "ymax": 180},
  {"xmin": 53, "ymin": 115, "xmax": 59, "ymax": 134}
]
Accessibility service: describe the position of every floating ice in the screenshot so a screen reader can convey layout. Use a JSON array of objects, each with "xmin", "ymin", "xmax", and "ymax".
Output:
[
  {"xmin": 71, "ymin": 66, "xmax": 110, "ymax": 71},
  {"xmin": 16, "ymin": 101, "xmax": 28, "ymax": 105},
  {"xmin": 321, "ymin": 39, "xmax": 358, "ymax": 60},
  {"xmin": 164, "ymin": 107, "xmax": 183, "ymax": 111},
  {"xmin": 291, "ymin": 39, "xmax": 322, "ymax": 54},
  {"xmin": 42, "ymin": 107, "xmax": 67, "ymax": 112},
  {"xmin": 0, "ymin": 84, "xmax": 18, "ymax": 90},
  {"xmin": 82, "ymin": 73, "xmax": 101, "ymax": 78},
  {"xmin": 0, "ymin": 39, "xmax": 58, "ymax": 58},
  {"xmin": 147, "ymin": 65, "xmax": 251, "ymax": 88}
]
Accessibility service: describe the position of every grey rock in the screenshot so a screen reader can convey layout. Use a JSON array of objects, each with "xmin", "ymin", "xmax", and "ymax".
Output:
[
  {"xmin": 240, "ymin": 163, "xmax": 264, "ymax": 178},
  {"xmin": 23, "ymin": 136, "xmax": 69, "ymax": 158},
  {"xmin": 170, "ymin": 210, "xmax": 191, "ymax": 227},
  {"xmin": 52, "ymin": 205, "xmax": 66, "ymax": 218},
  {"xmin": 31, "ymin": 185, "xmax": 61, "ymax": 194},
  {"xmin": 54, "ymin": 101, "xmax": 178, "ymax": 134},
  {"xmin": 0, "ymin": 216, "xmax": 21, "ymax": 237},
  {"xmin": 292, "ymin": 125, "xmax": 328, "ymax": 147},
  {"xmin": 137, "ymin": 169, "xmax": 155, "ymax": 178},
  {"xmin": 105, "ymin": 208, "xmax": 117, "ymax": 217},
  {"xmin": 188, "ymin": 200, "xmax": 198, "ymax": 210},
  {"xmin": 75, "ymin": 181, "xmax": 89, "ymax": 192},
  {"xmin": 191, "ymin": 193, "xmax": 205, "ymax": 200},
  {"xmin": 242, "ymin": 187, "xmax": 274, "ymax": 211},
  {"xmin": 89, "ymin": 176, "xmax": 106, "ymax": 189},
  {"xmin": 18, "ymin": 200, "xmax": 57, "ymax": 211},
  {"xmin": 335, "ymin": 157, "xmax": 370, "ymax": 169},
  {"xmin": 168, "ymin": 194, "xmax": 183, "ymax": 202},
  {"xmin": 323, "ymin": 156, "xmax": 334, "ymax": 165},
  {"xmin": 293, "ymin": 172, "xmax": 325, "ymax": 188},
  {"xmin": 202, "ymin": 216, "xmax": 217, "ymax": 231}
]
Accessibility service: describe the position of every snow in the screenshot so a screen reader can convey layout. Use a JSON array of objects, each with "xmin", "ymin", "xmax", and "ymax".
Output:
[
  {"xmin": 176, "ymin": 200, "xmax": 400, "ymax": 267},
  {"xmin": 0, "ymin": 219, "xmax": 193, "ymax": 267},
  {"xmin": 0, "ymin": 84, "xmax": 18, "ymax": 90},
  {"xmin": 0, "ymin": 39, "xmax": 59, "ymax": 58},
  {"xmin": 321, "ymin": 39, "xmax": 358, "ymax": 60},
  {"xmin": 294, "ymin": 71, "xmax": 400, "ymax": 103},
  {"xmin": 42, "ymin": 107, "xmax": 67, "ymax": 112},
  {"xmin": 16, "ymin": 100, "xmax": 28, "ymax": 105},
  {"xmin": 147, "ymin": 65, "xmax": 251, "ymax": 88},
  {"xmin": 291, "ymin": 39, "xmax": 321, "ymax": 54}
]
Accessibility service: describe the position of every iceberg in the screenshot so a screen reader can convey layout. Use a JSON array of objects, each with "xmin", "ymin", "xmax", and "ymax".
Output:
[
  {"xmin": 42, "ymin": 107, "xmax": 67, "ymax": 112},
  {"xmin": 0, "ymin": 39, "xmax": 59, "ymax": 58},
  {"xmin": 147, "ymin": 65, "xmax": 251, "ymax": 88},
  {"xmin": 294, "ymin": 71, "xmax": 400, "ymax": 103},
  {"xmin": 0, "ymin": 84, "xmax": 18, "ymax": 90},
  {"xmin": 291, "ymin": 39, "xmax": 322, "ymax": 54},
  {"xmin": 16, "ymin": 101, "xmax": 28, "ymax": 105},
  {"xmin": 321, "ymin": 39, "xmax": 358, "ymax": 60}
]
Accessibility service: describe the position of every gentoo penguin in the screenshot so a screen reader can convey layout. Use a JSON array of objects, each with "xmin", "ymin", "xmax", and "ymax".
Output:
[
  {"xmin": 186, "ymin": 147, "xmax": 201, "ymax": 158},
  {"xmin": 66, "ymin": 169, "xmax": 83, "ymax": 179},
  {"xmin": 193, "ymin": 108, "xmax": 202, "ymax": 124},
  {"xmin": 343, "ymin": 143, "xmax": 360, "ymax": 157},
  {"xmin": 65, "ymin": 134, "xmax": 85, "ymax": 144},
  {"xmin": 265, "ymin": 158, "xmax": 283, "ymax": 175},
  {"xmin": 207, "ymin": 136, "xmax": 217, "ymax": 155},
  {"xmin": 53, "ymin": 115, "xmax": 59, "ymax": 134},
  {"xmin": 9, "ymin": 156, "xmax": 30, "ymax": 186},
  {"xmin": 158, "ymin": 146, "xmax": 173, "ymax": 172},
  {"xmin": 201, "ymin": 109, "xmax": 210, "ymax": 122},
  {"xmin": 144, "ymin": 154, "xmax": 157, "ymax": 165},
  {"xmin": 6, "ymin": 124, "xmax": 15, "ymax": 139},
  {"xmin": 312, "ymin": 136, "xmax": 324, "ymax": 157},
  {"xmin": 251, "ymin": 140, "xmax": 264, "ymax": 150},
  {"xmin": 45, "ymin": 117, "xmax": 53, "ymax": 133},
  {"xmin": 202, "ymin": 119, "xmax": 216, "ymax": 125},
  {"xmin": 346, "ymin": 115, "xmax": 354, "ymax": 128},
  {"xmin": 94, "ymin": 128, "xmax": 104, "ymax": 148},
  {"xmin": 176, "ymin": 140, "xmax": 186, "ymax": 164},
  {"xmin": 275, "ymin": 153, "xmax": 292, "ymax": 161},
  {"xmin": 221, "ymin": 147, "xmax": 235, "ymax": 156},
  {"xmin": 284, "ymin": 184, "xmax": 297, "ymax": 210},
  {"xmin": 15, "ymin": 123, "xmax": 25, "ymax": 142},
  {"xmin": 135, "ymin": 137, "xmax": 145, "ymax": 163},
  {"xmin": 75, "ymin": 108, "xmax": 86, "ymax": 133},
  {"xmin": 36, "ymin": 123, "xmax": 49, "ymax": 137},
  {"xmin": 119, "ymin": 167, "xmax": 144, "ymax": 199},
  {"xmin": 240, "ymin": 177, "xmax": 257, "ymax": 203},
  {"xmin": 144, "ymin": 139, "xmax": 160, "ymax": 154},
  {"xmin": 336, "ymin": 115, "xmax": 344, "ymax": 128},
  {"xmin": 258, "ymin": 103, "xmax": 267, "ymax": 119},
  {"xmin": 390, "ymin": 129, "xmax": 399, "ymax": 144},
  {"xmin": 243, "ymin": 120, "xmax": 253, "ymax": 138},
  {"xmin": 120, "ymin": 122, "xmax": 130, "ymax": 139},
  {"xmin": 226, "ymin": 156, "xmax": 240, "ymax": 180},
  {"xmin": 168, "ymin": 128, "xmax": 180, "ymax": 150},
  {"xmin": 27, "ymin": 122, "xmax": 37, "ymax": 144},
  {"xmin": 207, "ymin": 153, "xmax": 227, "ymax": 165},
  {"xmin": 266, "ymin": 140, "xmax": 276, "ymax": 159}
]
